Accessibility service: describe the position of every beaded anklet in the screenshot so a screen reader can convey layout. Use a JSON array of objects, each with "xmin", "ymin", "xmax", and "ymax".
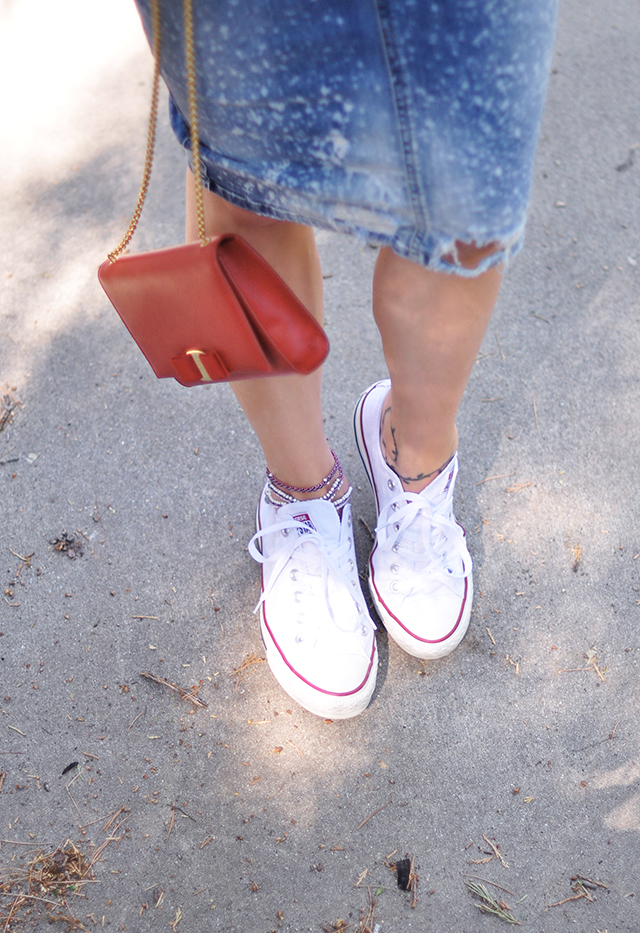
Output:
[
  {"xmin": 265, "ymin": 451, "xmax": 352, "ymax": 512},
  {"xmin": 265, "ymin": 449, "xmax": 339, "ymax": 494}
]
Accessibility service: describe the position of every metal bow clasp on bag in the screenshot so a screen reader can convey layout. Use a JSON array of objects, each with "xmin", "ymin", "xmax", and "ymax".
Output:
[{"xmin": 171, "ymin": 348, "xmax": 229, "ymax": 385}]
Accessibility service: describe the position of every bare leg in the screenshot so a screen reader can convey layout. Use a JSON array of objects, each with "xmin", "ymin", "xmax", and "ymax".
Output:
[
  {"xmin": 186, "ymin": 173, "xmax": 340, "ymax": 495},
  {"xmin": 373, "ymin": 243, "xmax": 502, "ymax": 492}
]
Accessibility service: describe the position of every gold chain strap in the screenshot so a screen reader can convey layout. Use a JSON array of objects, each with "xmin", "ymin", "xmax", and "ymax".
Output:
[
  {"xmin": 107, "ymin": 0, "xmax": 207, "ymax": 263},
  {"xmin": 184, "ymin": 0, "xmax": 207, "ymax": 244}
]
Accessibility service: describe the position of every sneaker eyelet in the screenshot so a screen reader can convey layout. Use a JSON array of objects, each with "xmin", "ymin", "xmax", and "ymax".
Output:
[
  {"xmin": 282, "ymin": 528, "xmax": 289, "ymax": 536},
  {"xmin": 295, "ymin": 634, "xmax": 304, "ymax": 643},
  {"xmin": 360, "ymin": 624, "xmax": 368, "ymax": 636},
  {"xmin": 351, "ymin": 580, "xmax": 357, "ymax": 587},
  {"xmin": 391, "ymin": 563, "xmax": 400, "ymax": 574},
  {"xmin": 393, "ymin": 522, "xmax": 400, "ymax": 532},
  {"xmin": 392, "ymin": 544, "xmax": 399, "ymax": 553},
  {"xmin": 392, "ymin": 502, "xmax": 399, "ymax": 511},
  {"xmin": 289, "ymin": 569, "xmax": 299, "ymax": 581},
  {"xmin": 387, "ymin": 479, "xmax": 396, "ymax": 489},
  {"xmin": 356, "ymin": 602, "xmax": 362, "ymax": 614},
  {"xmin": 348, "ymin": 559, "xmax": 354, "ymax": 569},
  {"xmin": 293, "ymin": 591, "xmax": 303, "ymax": 603},
  {"xmin": 390, "ymin": 581, "xmax": 400, "ymax": 593}
]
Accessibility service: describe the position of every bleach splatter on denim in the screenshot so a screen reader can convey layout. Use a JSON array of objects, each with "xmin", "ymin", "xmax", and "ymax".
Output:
[{"xmin": 134, "ymin": 0, "xmax": 557, "ymax": 276}]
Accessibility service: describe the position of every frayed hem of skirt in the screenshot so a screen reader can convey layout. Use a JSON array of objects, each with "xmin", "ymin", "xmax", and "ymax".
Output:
[{"xmin": 195, "ymin": 166, "xmax": 526, "ymax": 278}]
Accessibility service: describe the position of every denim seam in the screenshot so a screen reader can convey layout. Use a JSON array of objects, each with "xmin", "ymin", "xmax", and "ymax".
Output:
[{"xmin": 371, "ymin": 0, "xmax": 430, "ymax": 261}]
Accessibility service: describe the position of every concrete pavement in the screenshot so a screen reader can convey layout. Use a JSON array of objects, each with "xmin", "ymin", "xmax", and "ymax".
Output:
[{"xmin": 1, "ymin": 1, "xmax": 639, "ymax": 930}]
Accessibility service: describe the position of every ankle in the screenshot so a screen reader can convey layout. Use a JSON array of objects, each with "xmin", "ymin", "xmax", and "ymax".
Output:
[
  {"xmin": 379, "ymin": 399, "xmax": 457, "ymax": 492},
  {"xmin": 385, "ymin": 450, "xmax": 456, "ymax": 493},
  {"xmin": 265, "ymin": 450, "xmax": 352, "ymax": 510}
]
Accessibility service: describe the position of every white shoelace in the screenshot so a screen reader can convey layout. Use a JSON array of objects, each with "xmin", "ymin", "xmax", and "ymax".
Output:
[
  {"xmin": 377, "ymin": 491, "xmax": 471, "ymax": 595},
  {"xmin": 248, "ymin": 515, "xmax": 376, "ymax": 635}
]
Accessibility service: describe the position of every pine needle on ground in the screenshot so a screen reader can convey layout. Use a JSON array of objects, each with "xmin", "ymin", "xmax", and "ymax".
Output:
[{"xmin": 466, "ymin": 880, "xmax": 522, "ymax": 924}]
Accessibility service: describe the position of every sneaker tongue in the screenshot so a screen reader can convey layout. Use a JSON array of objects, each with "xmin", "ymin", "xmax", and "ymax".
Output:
[{"xmin": 284, "ymin": 497, "xmax": 341, "ymax": 543}]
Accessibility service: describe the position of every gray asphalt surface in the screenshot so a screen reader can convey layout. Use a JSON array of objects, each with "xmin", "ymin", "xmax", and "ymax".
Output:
[{"xmin": 1, "ymin": 1, "xmax": 639, "ymax": 930}]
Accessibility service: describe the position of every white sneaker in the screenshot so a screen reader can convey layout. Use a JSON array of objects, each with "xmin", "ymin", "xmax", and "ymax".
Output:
[
  {"xmin": 354, "ymin": 380, "xmax": 472, "ymax": 659},
  {"xmin": 248, "ymin": 487, "xmax": 378, "ymax": 719}
]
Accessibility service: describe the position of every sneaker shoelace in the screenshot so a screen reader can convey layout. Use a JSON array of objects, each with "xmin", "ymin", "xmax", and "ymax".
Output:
[
  {"xmin": 248, "ymin": 515, "xmax": 376, "ymax": 638},
  {"xmin": 377, "ymin": 492, "xmax": 470, "ymax": 598}
]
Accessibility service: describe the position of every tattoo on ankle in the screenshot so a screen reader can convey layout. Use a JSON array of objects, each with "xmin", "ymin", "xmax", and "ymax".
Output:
[
  {"xmin": 380, "ymin": 406, "xmax": 399, "ymax": 465},
  {"xmin": 380, "ymin": 403, "xmax": 454, "ymax": 485},
  {"xmin": 384, "ymin": 452, "xmax": 455, "ymax": 486}
]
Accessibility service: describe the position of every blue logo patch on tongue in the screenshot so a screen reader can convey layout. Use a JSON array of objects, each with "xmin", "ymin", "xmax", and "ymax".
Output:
[{"xmin": 293, "ymin": 512, "xmax": 316, "ymax": 535}]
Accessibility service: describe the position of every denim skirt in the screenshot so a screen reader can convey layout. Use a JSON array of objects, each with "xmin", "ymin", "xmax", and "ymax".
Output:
[{"xmin": 134, "ymin": 0, "xmax": 557, "ymax": 275}]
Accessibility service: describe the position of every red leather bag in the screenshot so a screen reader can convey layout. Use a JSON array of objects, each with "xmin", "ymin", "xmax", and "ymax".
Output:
[
  {"xmin": 98, "ymin": 234, "xmax": 329, "ymax": 387},
  {"xmin": 98, "ymin": 0, "xmax": 328, "ymax": 388}
]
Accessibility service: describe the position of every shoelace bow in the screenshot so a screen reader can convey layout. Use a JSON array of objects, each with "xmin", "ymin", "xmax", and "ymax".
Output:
[
  {"xmin": 377, "ymin": 492, "xmax": 471, "ymax": 593},
  {"xmin": 248, "ymin": 516, "xmax": 376, "ymax": 635}
]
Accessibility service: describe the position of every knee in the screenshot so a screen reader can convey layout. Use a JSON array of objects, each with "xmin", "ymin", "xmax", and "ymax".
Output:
[{"xmin": 443, "ymin": 239, "xmax": 501, "ymax": 270}]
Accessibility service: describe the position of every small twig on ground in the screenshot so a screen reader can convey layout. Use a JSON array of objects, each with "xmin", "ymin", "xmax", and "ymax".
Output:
[
  {"xmin": 506, "ymin": 481, "xmax": 533, "ymax": 493},
  {"xmin": 8, "ymin": 549, "xmax": 34, "ymax": 566},
  {"xmin": 141, "ymin": 671, "xmax": 208, "ymax": 708},
  {"xmin": 409, "ymin": 854, "xmax": 418, "ymax": 908},
  {"xmin": 477, "ymin": 472, "xmax": 514, "ymax": 486},
  {"xmin": 231, "ymin": 653, "xmax": 265, "ymax": 689},
  {"xmin": 357, "ymin": 887, "xmax": 377, "ymax": 933},
  {"xmin": 609, "ymin": 718, "xmax": 622, "ymax": 742},
  {"xmin": 546, "ymin": 880, "xmax": 597, "ymax": 909},
  {"xmin": 356, "ymin": 796, "xmax": 393, "ymax": 830},
  {"xmin": 66, "ymin": 785, "xmax": 82, "ymax": 820},
  {"xmin": 572, "ymin": 875, "xmax": 608, "ymax": 890},
  {"xmin": 128, "ymin": 709, "xmax": 145, "ymax": 731},
  {"xmin": 467, "ymin": 876, "xmax": 516, "ymax": 896},
  {"xmin": 586, "ymin": 648, "xmax": 606, "ymax": 682},
  {"xmin": 101, "ymin": 806, "xmax": 129, "ymax": 834},
  {"xmin": 572, "ymin": 543, "xmax": 582, "ymax": 572},
  {"xmin": 0, "ymin": 392, "xmax": 21, "ymax": 433},
  {"xmin": 358, "ymin": 517, "xmax": 375, "ymax": 541},
  {"xmin": 482, "ymin": 834, "xmax": 509, "ymax": 868},
  {"xmin": 168, "ymin": 803, "xmax": 196, "ymax": 822},
  {"xmin": 167, "ymin": 806, "xmax": 176, "ymax": 840}
]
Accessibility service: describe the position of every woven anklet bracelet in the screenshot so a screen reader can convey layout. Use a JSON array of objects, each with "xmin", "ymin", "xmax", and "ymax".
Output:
[
  {"xmin": 265, "ymin": 451, "xmax": 351, "ymax": 511},
  {"xmin": 265, "ymin": 448, "xmax": 339, "ymax": 494}
]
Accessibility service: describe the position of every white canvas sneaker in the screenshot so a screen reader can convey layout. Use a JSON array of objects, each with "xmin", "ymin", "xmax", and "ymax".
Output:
[
  {"xmin": 248, "ymin": 487, "xmax": 378, "ymax": 719},
  {"xmin": 354, "ymin": 380, "xmax": 472, "ymax": 659}
]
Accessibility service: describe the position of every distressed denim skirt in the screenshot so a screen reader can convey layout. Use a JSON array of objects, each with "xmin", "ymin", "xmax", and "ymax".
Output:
[{"xmin": 134, "ymin": 0, "xmax": 557, "ymax": 275}]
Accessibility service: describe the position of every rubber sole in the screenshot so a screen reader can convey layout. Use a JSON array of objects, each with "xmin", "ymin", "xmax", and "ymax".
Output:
[{"xmin": 260, "ymin": 615, "xmax": 378, "ymax": 719}]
